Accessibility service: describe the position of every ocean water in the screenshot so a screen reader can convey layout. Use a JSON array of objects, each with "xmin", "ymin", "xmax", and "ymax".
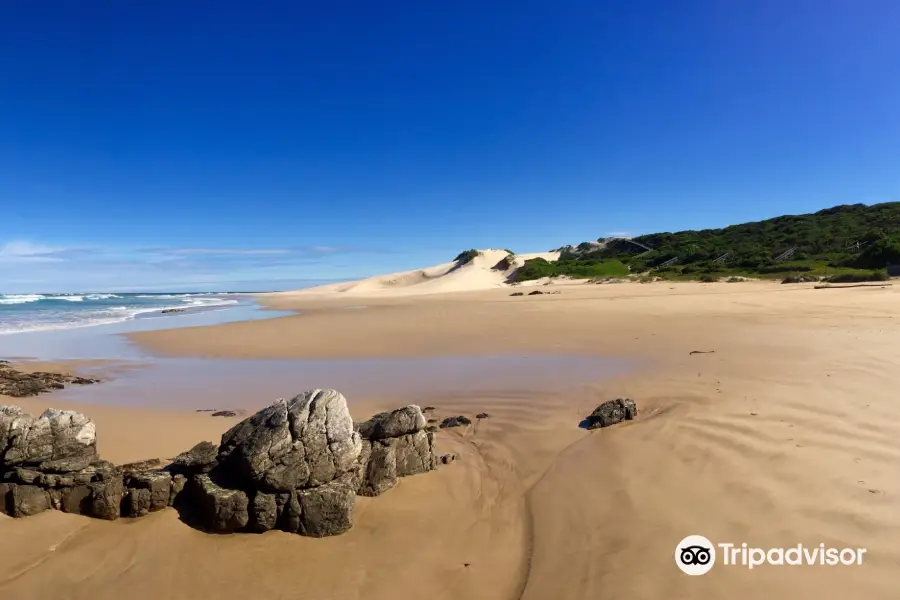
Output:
[{"xmin": 0, "ymin": 292, "xmax": 248, "ymax": 335}]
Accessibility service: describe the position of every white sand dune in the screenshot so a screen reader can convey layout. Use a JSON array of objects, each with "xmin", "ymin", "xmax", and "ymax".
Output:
[{"xmin": 276, "ymin": 249, "xmax": 561, "ymax": 297}]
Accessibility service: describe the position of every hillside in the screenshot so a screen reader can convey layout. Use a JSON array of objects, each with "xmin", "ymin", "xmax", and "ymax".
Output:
[{"xmin": 521, "ymin": 202, "xmax": 900, "ymax": 282}]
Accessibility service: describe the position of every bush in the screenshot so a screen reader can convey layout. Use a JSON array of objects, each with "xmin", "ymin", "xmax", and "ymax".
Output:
[
  {"xmin": 512, "ymin": 257, "xmax": 556, "ymax": 281},
  {"xmin": 756, "ymin": 263, "xmax": 813, "ymax": 274},
  {"xmin": 697, "ymin": 274, "xmax": 719, "ymax": 283},
  {"xmin": 853, "ymin": 236, "xmax": 900, "ymax": 269},
  {"xmin": 781, "ymin": 275, "xmax": 818, "ymax": 284},
  {"xmin": 514, "ymin": 257, "xmax": 629, "ymax": 282},
  {"xmin": 454, "ymin": 249, "xmax": 481, "ymax": 265},
  {"xmin": 826, "ymin": 270, "xmax": 889, "ymax": 283}
]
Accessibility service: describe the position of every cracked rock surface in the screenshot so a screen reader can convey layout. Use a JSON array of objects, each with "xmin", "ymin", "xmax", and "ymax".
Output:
[{"xmin": 215, "ymin": 389, "xmax": 362, "ymax": 492}]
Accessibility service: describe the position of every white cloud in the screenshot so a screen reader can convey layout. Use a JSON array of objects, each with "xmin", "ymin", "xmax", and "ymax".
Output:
[
  {"xmin": 0, "ymin": 241, "xmax": 63, "ymax": 262},
  {"xmin": 162, "ymin": 248, "xmax": 292, "ymax": 256},
  {"xmin": 309, "ymin": 245, "xmax": 342, "ymax": 253}
]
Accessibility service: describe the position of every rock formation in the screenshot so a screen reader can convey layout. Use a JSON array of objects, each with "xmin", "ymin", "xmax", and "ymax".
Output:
[
  {"xmin": 1, "ymin": 406, "xmax": 98, "ymax": 472},
  {"xmin": 585, "ymin": 398, "xmax": 637, "ymax": 429},
  {"xmin": 354, "ymin": 405, "xmax": 435, "ymax": 497},
  {"xmin": 0, "ymin": 362, "xmax": 99, "ymax": 398},
  {"xmin": 0, "ymin": 390, "xmax": 440, "ymax": 539},
  {"xmin": 440, "ymin": 415, "xmax": 472, "ymax": 429},
  {"xmin": 169, "ymin": 441, "xmax": 219, "ymax": 475}
]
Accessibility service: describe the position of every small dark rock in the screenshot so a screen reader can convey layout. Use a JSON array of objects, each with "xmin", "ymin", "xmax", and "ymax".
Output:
[
  {"xmin": 188, "ymin": 474, "xmax": 250, "ymax": 532},
  {"xmin": 527, "ymin": 290, "xmax": 544, "ymax": 296},
  {"xmin": 160, "ymin": 308, "xmax": 184, "ymax": 314},
  {"xmin": 12, "ymin": 484, "xmax": 51, "ymax": 517},
  {"xmin": 121, "ymin": 458, "xmax": 163, "ymax": 473},
  {"xmin": 123, "ymin": 470, "xmax": 172, "ymax": 517},
  {"xmin": 297, "ymin": 475, "xmax": 355, "ymax": 537},
  {"xmin": 211, "ymin": 411, "xmax": 237, "ymax": 417},
  {"xmin": 425, "ymin": 425, "xmax": 439, "ymax": 433},
  {"xmin": 440, "ymin": 416, "xmax": 472, "ymax": 429},
  {"xmin": 440, "ymin": 453, "xmax": 457, "ymax": 465},
  {"xmin": 60, "ymin": 485, "xmax": 93, "ymax": 515},
  {"xmin": 249, "ymin": 491, "xmax": 278, "ymax": 532},
  {"xmin": 422, "ymin": 406, "xmax": 436, "ymax": 412},
  {"xmin": 356, "ymin": 405, "xmax": 426, "ymax": 440},
  {"xmin": 89, "ymin": 475, "xmax": 125, "ymax": 520},
  {"xmin": 586, "ymin": 398, "xmax": 637, "ymax": 430},
  {"xmin": 123, "ymin": 488, "xmax": 152, "ymax": 518},
  {"xmin": 509, "ymin": 292, "xmax": 524, "ymax": 297},
  {"xmin": 168, "ymin": 441, "xmax": 219, "ymax": 475},
  {"xmin": 476, "ymin": 413, "xmax": 491, "ymax": 419}
]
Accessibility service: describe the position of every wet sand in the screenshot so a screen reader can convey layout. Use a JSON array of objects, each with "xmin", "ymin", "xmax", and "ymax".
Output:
[{"xmin": 3, "ymin": 281, "xmax": 900, "ymax": 599}]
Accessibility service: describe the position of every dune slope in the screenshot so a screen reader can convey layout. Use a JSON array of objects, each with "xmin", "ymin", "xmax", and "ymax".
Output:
[{"xmin": 273, "ymin": 249, "xmax": 560, "ymax": 297}]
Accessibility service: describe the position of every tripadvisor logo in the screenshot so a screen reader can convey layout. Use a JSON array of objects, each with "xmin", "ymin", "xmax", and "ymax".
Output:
[{"xmin": 674, "ymin": 535, "xmax": 867, "ymax": 575}]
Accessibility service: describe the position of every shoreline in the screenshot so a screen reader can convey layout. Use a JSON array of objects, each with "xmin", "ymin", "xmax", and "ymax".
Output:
[{"xmin": 0, "ymin": 298, "xmax": 293, "ymax": 362}]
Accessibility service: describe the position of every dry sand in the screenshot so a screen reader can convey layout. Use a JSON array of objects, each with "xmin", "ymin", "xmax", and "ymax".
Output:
[{"xmin": 3, "ymin": 276, "xmax": 900, "ymax": 599}]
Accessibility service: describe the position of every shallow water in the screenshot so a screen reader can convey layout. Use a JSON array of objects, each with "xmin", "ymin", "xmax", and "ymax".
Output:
[
  {"xmin": 56, "ymin": 354, "xmax": 635, "ymax": 410},
  {"xmin": 0, "ymin": 303, "xmax": 292, "ymax": 361},
  {"xmin": 1, "ymin": 299, "xmax": 634, "ymax": 412}
]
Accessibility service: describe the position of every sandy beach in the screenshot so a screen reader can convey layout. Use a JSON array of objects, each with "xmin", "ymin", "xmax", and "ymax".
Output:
[{"xmin": 3, "ymin": 275, "xmax": 900, "ymax": 599}]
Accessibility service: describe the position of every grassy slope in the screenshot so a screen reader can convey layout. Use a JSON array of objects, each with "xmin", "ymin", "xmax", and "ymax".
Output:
[{"xmin": 516, "ymin": 202, "xmax": 900, "ymax": 282}]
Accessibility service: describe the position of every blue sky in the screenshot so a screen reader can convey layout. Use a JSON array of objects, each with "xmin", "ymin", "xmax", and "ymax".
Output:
[{"xmin": 2, "ymin": 1, "xmax": 899, "ymax": 292}]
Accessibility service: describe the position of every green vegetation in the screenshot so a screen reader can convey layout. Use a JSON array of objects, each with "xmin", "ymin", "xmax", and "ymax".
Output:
[
  {"xmin": 512, "ymin": 257, "xmax": 629, "ymax": 282},
  {"xmin": 826, "ymin": 270, "xmax": 889, "ymax": 283},
  {"xmin": 781, "ymin": 275, "xmax": 819, "ymax": 284},
  {"xmin": 453, "ymin": 249, "xmax": 481, "ymax": 265},
  {"xmin": 516, "ymin": 202, "xmax": 900, "ymax": 282}
]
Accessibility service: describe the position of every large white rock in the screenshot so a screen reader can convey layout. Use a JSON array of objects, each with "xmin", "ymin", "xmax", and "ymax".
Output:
[
  {"xmin": 0, "ymin": 406, "xmax": 97, "ymax": 472},
  {"xmin": 215, "ymin": 389, "xmax": 362, "ymax": 492}
]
